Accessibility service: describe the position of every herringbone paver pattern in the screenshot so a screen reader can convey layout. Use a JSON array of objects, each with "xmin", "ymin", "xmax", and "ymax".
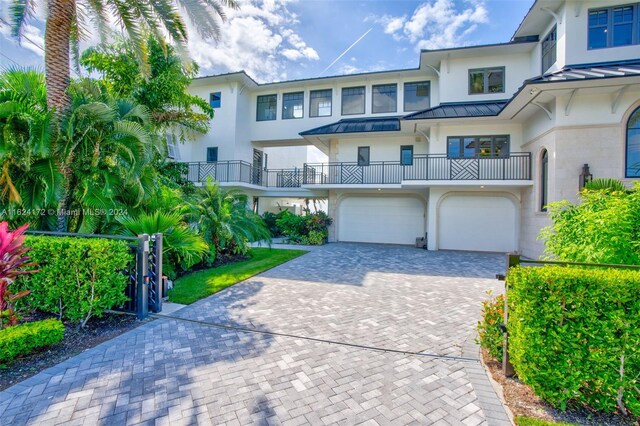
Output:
[{"xmin": 0, "ymin": 243, "xmax": 511, "ymax": 425}]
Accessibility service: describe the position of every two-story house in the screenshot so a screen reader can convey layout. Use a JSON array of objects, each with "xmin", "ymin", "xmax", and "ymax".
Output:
[{"xmin": 179, "ymin": 0, "xmax": 640, "ymax": 259}]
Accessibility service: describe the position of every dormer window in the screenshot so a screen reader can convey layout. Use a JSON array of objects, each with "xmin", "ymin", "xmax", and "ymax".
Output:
[
  {"xmin": 541, "ymin": 26, "xmax": 557, "ymax": 73},
  {"xmin": 469, "ymin": 67, "xmax": 505, "ymax": 94},
  {"xmin": 589, "ymin": 4, "xmax": 639, "ymax": 49}
]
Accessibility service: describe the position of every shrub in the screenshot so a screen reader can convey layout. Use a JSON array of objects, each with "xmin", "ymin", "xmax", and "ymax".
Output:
[
  {"xmin": 262, "ymin": 211, "xmax": 284, "ymax": 237},
  {"xmin": 507, "ymin": 265, "xmax": 640, "ymax": 415},
  {"xmin": 0, "ymin": 318, "xmax": 64, "ymax": 365},
  {"xmin": 304, "ymin": 229, "xmax": 327, "ymax": 246},
  {"xmin": 16, "ymin": 236, "xmax": 131, "ymax": 326},
  {"xmin": 476, "ymin": 292, "xmax": 504, "ymax": 362},
  {"xmin": 539, "ymin": 182, "xmax": 640, "ymax": 264},
  {"xmin": 276, "ymin": 211, "xmax": 332, "ymax": 245}
]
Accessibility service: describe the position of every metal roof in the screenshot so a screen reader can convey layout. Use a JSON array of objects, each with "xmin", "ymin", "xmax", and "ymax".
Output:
[
  {"xmin": 403, "ymin": 101, "xmax": 508, "ymax": 120},
  {"xmin": 528, "ymin": 60, "xmax": 640, "ymax": 83},
  {"xmin": 299, "ymin": 117, "xmax": 401, "ymax": 136}
]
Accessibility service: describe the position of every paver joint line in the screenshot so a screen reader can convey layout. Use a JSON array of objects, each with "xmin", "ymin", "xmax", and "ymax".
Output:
[{"xmin": 150, "ymin": 313, "xmax": 480, "ymax": 363}]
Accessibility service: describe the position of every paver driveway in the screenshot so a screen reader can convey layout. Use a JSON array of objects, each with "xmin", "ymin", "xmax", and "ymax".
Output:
[{"xmin": 1, "ymin": 243, "xmax": 511, "ymax": 426}]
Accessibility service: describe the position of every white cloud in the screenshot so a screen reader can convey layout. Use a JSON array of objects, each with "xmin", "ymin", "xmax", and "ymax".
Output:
[
  {"xmin": 374, "ymin": 0, "xmax": 488, "ymax": 50},
  {"xmin": 186, "ymin": 0, "xmax": 319, "ymax": 82}
]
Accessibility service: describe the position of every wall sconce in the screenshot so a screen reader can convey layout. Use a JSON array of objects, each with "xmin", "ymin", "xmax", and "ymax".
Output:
[{"xmin": 579, "ymin": 163, "xmax": 593, "ymax": 190}]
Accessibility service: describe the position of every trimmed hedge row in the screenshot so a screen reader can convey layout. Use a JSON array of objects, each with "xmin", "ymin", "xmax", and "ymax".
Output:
[
  {"xmin": 0, "ymin": 319, "xmax": 64, "ymax": 364},
  {"xmin": 16, "ymin": 236, "xmax": 131, "ymax": 325},
  {"xmin": 507, "ymin": 265, "xmax": 640, "ymax": 415}
]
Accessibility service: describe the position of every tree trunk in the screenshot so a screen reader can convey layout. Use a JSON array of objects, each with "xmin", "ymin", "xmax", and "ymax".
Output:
[
  {"xmin": 45, "ymin": 0, "xmax": 75, "ymax": 231},
  {"xmin": 45, "ymin": 0, "xmax": 74, "ymax": 113}
]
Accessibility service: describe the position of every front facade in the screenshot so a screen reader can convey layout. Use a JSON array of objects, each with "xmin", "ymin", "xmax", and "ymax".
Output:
[{"xmin": 180, "ymin": 0, "xmax": 640, "ymax": 259}]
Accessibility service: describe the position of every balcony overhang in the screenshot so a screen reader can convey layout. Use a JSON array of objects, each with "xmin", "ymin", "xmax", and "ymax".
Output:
[{"xmin": 401, "ymin": 180, "xmax": 533, "ymax": 188}]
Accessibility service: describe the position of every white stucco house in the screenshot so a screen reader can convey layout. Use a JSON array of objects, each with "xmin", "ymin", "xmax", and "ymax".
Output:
[{"xmin": 177, "ymin": 0, "xmax": 640, "ymax": 259}]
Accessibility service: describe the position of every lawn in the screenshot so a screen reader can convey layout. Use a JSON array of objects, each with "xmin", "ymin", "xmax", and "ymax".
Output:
[{"xmin": 169, "ymin": 248, "xmax": 308, "ymax": 304}]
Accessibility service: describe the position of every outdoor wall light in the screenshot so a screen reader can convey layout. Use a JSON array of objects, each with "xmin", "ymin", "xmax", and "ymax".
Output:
[{"xmin": 579, "ymin": 163, "xmax": 593, "ymax": 190}]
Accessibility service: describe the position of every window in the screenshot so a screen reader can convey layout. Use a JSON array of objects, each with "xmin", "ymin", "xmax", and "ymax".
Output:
[
  {"xmin": 404, "ymin": 81, "xmax": 430, "ymax": 112},
  {"xmin": 589, "ymin": 4, "xmax": 640, "ymax": 49},
  {"xmin": 469, "ymin": 67, "xmax": 505, "ymax": 94},
  {"xmin": 626, "ymin": 106, "xmax": 640, "ymax": 177},
  {"xmin": 400, "ymin": 145, "xmax": 414, "ymax": 165},
  {"xmin": 357, "ymin": 146, "xmax": 370, "ymax": 166},
  {"xmin": 541, "ymin": 26, "xmax": 557, "ymax": 73},
  {"xmin": 256, "ymin": 94, "xmax": 277, "ymax": 121},
  {"xmin": 207, "ymin": 147, "xmax": 218, "ymax": 163},
  {"xmin": 447, "ymin": 135, "xmax": 510, "ymax": 158},
  {"xmin": 372, "ymin": 84, "xmax": 397, "ymax": 114},
  {"xmin": 342, "ymin": 86, "xmax": 365, "ymax": 115},
  {"xmin": 310, "ymin": 89, "xmax": 332, "ymax": 117},
  {"xmin": 540, "ymin": 149, "xmax": 549, "ymax": 211},
  {"xmin": 282, "ymin": 92, "xmax": 304, "ymax": 119},
  {"xmin": 209, "ymin": 92, "xmax": 221, "ymax": 108}
]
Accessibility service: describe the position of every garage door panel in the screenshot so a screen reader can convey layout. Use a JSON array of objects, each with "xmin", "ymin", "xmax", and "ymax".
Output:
[
  {"xmin": 439, "ymin": 195, "xmax": 516, "ymax": 252},
  {"xmin": 339, "ymin": 197, "xmax": 425, "ymax": 245}
]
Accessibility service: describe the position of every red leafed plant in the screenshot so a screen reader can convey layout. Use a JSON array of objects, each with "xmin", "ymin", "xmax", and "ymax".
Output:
[{"xmin": 0, "ymin": 222, "xmax": 35, "ymax": 328}]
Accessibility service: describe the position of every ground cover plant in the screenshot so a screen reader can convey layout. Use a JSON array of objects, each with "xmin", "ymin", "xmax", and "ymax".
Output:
[{"xmin": 169, "ymin": 248, "xmax": 307, "ymax": 304}]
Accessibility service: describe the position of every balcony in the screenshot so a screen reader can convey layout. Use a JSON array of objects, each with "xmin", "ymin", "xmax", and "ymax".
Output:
[{"xmin": 181, "ymin": 153, "xmax": 531, "ymax": 189}]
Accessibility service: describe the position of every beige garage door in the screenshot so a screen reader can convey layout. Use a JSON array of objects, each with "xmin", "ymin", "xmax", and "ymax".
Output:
[
  {"xmin": 438, "ymin": 195, "xmax": 517, "ymax": 252},
  {"xmin": 338, "ymin": 197, "xmax": 425, "ymax": 245}
]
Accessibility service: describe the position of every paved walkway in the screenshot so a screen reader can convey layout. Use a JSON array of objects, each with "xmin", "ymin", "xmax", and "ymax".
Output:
[{"xmin": 1, "ymin": 243, "xmax": 511, "ymax": 425}]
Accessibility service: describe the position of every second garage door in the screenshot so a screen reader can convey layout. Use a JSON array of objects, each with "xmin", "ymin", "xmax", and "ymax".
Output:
[
  {"xmin": 438, "ymin": 194, "xmax": 517, "ymax": 252},
  {"xmin": 338, "ymin": 196, "xmax": 425, "ymax": 245}
]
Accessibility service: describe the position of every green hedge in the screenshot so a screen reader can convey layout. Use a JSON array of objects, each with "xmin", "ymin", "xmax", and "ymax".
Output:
[
  {"xmin": 0, "ymin": 319, "xmax": 64, "ymax": 364},
  {"xmin": 16, "ymin": 236, "xmax": 131, "ymax": 325},
  {"xmin": 476, "ymin": 292, "xmax": 504, "ymax": 362},
  {"xmin": 508, "ymin": 266, "xmax": 640, "ymax": 415}
]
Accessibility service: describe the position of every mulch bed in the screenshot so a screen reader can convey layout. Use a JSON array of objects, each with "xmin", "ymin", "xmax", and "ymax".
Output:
[
  {"xmin": 482, "ymin": 349, "xmax": 639, "ymax": 426},
  {"xmin": 0, "ymin": 311, "xmax": 149, "ymax": 391}
]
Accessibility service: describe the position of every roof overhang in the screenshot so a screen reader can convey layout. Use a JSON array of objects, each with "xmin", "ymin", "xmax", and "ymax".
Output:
[{"xmin": 512, "ymin": 0, "xmax": 563, "ymax": 39}]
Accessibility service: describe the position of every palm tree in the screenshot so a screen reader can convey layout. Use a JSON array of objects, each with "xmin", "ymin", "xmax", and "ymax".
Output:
[{"xmin": 10, "ymin": 0, "xmax": 238, "ymax": 113}]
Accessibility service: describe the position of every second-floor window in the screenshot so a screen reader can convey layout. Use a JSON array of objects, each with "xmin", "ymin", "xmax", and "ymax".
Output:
[
  {"xmin": 447, "ymin": 135, "xmax": 510, "ymax": 158},
  {"xmin": 209, "ymin": 92, "xmax": 221, "ymax": 108},
  {"xmin": 207, "ymin": 147, "xmax": 218, "ymax": 163},
  {"xmin": 310, "ymin": 89, "xmax": 332, "ymax": 117},
  {"xmin": 342, "ymin": 86, "xmax": 365, "ymax": 115},
  {"xmin": 357, "ymin": 146, "xmax": 370, "ymax": 166},
  {"xmin": 400, "ymin": 145, "xmax": 413, "ymax": 165},
  {"xmin": 257, "ymin": 94, "xmax": 277, "ymax": 121},
  {"xmin": 589, "ymin": 4, "xmax": 639, "ymax": 49},
  {"xmin": 283, "ymin": 92, "xmax": 304, "ymax": 119},
  {"xmin": 469, "ymin": 67, "xmax": 505, "ymax": 94},
  {"xmin": 541, "ymin": 26, "xmax": 557, "ymax": 73},
  {"xmin": 372, "ymin": 84, "xmax": 397, "ymax": 113},
  {"xmin": 404, "ymin": 81, "xmax": 430, "ymax": 112}
]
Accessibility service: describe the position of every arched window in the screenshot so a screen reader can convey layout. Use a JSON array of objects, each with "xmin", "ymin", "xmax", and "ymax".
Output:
[
  {"xmin": 627, "ymin": 106, "xmax": 640, "ymax": 178},
  {"xmin": 540, "ymin": 149, "xmax": 548, "ymax": 212}
]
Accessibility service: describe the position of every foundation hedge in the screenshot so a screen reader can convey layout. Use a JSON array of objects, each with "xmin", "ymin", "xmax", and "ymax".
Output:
[
  {"xmin": 0, "ymin": 319, "xmax": 64, "ymax": 364},
  {"xmin": 507, "ymin": 265, "xmax": 640, "ymax": 415}
]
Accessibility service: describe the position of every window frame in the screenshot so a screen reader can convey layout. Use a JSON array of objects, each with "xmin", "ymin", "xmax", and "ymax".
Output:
[
  {"xmin": 403, "ymin": 81, "xmax": 430, "ymax": 112},
  {"xmin": 206, "ymin": 147, "xmax": 219, "ymax": 163},
  {"xmin": 588, "ymin": 3, "xmax": 640, "ymax": 49},
  {"xmin": 400, "ymin": 145, "xmax": 414, "ymax": 166},
  {"xmin": 282, "ymin": 91, "xmax": 304, "ymax": 120},
  {"xmin": 541, "ymin": 25, "xmax": 557, "ymax": 73},
  {"xmin": 357, "ymin": 146, "xmax": 370, "ymax": 166},
  {"xmin": 309, "ymin": 89, "xmax": 332, "ymax": 118},
  {"xmin": 468, "ymin": 67, "xmax": 505, "ymax": 95},
  {"xmin": 209, "ymin": 92, "xmax": 221, "ymax": 108},
  {"xmin": 256, "ymin": 94, "xmax": 277, "ymax": 122},
  {"xmin": 625, "ymin": 106, "xmax": 640, "ymax": 178},
  {"xmin": 540, "ymin": 149, "xmax": 549, "ymax": 212},
  {"xmin": 341, "ymin": 86, "xmax": 366, "ymax": 116},
  {"xmin": 371, "ymin": 83, "xmax": 398, "ymax": 114},
  {"xmin": 446, "ymin": 135, "xmax": 511, "ymax": 158}
]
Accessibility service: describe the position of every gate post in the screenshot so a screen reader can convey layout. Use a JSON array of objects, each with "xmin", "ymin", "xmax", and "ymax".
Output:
[
  {"xmin": 152, "ymin": 233, "xmax": 163, "ymax": 313},
  {"xmin": 136, "ymin": 234, "xmax": 150, "ymax": 319},
  {"xmin": 503, "ymin": 252, "xmax": 520, "ymax": 377}
]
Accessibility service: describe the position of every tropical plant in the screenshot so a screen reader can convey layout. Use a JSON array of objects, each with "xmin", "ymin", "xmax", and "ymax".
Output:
[
  {"xmin": 0, "ymin": 69, "xmax": 61, "ymax": 230},
  {"xmin": 118, "ymin": 211, "xmax": 208, "ymax": 278},
  {"xmin": 9, "ymin": 0, "xmax": 238, "ymax": 113},
  {"xmin": 539, "ymin": 181, "xmax": 640, "ymax": 264},
  {"xmin": 584, "ymin": 178, "xmax": 627, "ymax": 192},
  {"xmin": 190, "ymin": 179, "xmax": 271, "ymax": 258},
  {"xmin": 81, "ymin": 36, "xmax": 214, "ymax": 138},
  {"xmin": 0, "ymin": 222, "xmax": 35, "ymax": 328}
]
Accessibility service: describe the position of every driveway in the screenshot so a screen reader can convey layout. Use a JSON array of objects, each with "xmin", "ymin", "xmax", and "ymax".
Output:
[{"xmin": 0, "ymin": 243, "xmax": 511, "ymax": 425}]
